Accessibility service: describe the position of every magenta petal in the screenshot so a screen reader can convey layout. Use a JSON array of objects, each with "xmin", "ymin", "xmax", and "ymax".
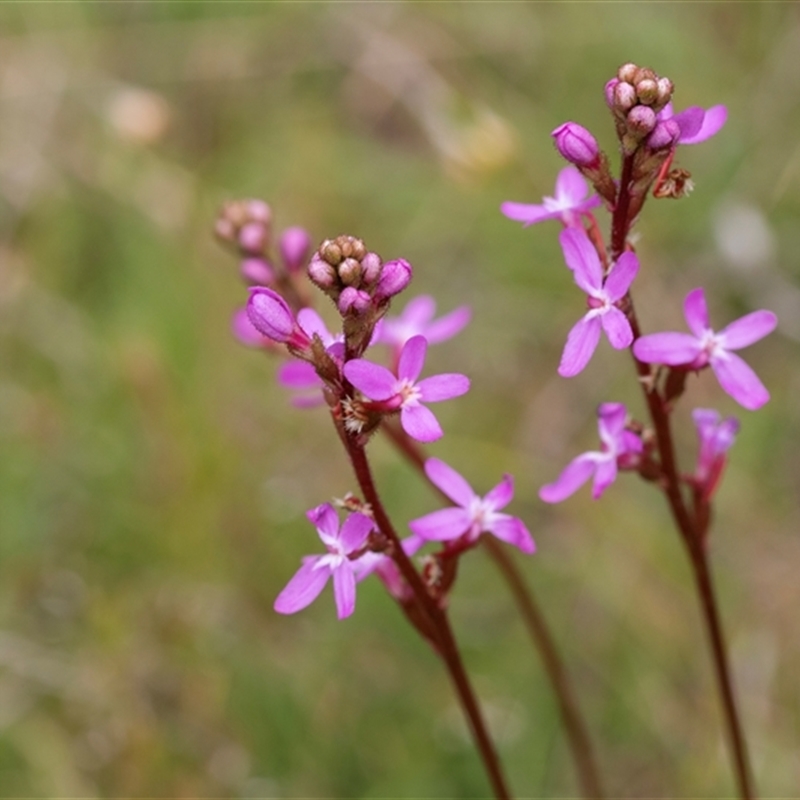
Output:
[
  {"xmin": 424, "ymin": 458, "xmax": 475, "ymax": 507},
  {"xmin": 633, "ymin": 332, "xmax": 702, "ymax": 365},
  {"xmin": 488, "ymin": 515, "xmax": 536, "ymax": 554},
  {"xmin": 539, "ymin": 454, "xmax": 598, "ymax": 503},
  {"xmin": 604, "ymin": 251, "xmax": 639, "ymax": 301},
  {"xmin": 424, "ymin": 306, "xmax": 472, "ymax": 344},
  {"xmin": 398, "ymin": 335, "xmax": 428, "ymax": 383},
  {"xmin": 484, "ymin": 474, "xmax": 514, "ymax": 511},
  {"xmin": 332, "ymin": 564, "xmax": 357, "ymax": 619},
  {"xmin": 501, "ymin": 201, "xmax": 559, "ymax": 226},
  {"xmin": 307, "ymin": 503, "xmax": 339, "ymax": 541},
  {"xmin": 591, "ymin": 457, "xmax": 618, "ymax": 499},
  {"xmin": 402, "ymin": 295, "xmax": 436, "ymax": 326},
  {"xmin": 247, "ymin": 287, "xmax": 295, "ymax": 342},
  {"xmin": 232, "ymin": 307, "xmax": 269, "ymax": 347},
  {"xmin": 401, "ymin": 404, "xmax": 443, "ymax": 442},
  {"xmin": 274, "ymin": 558, "xmax": 330, "ymax": 615},
  {"xmin": 555, "ymin": 165, "xmax": 589, "ymax": 204},
  {"xmin": 278, "ymin": 361, "xmax": 321, "ymax": 390},
  {"xmin": 711, "ymin": 352, "xmax": 770, "ymax": 410},
  {"xmin": 418, "ymin": 373, "xmax": 470, "ymax": 402},
  {"xmin": 558, "ymin": 315, "xmax": 602, "ymax": 377},
  {"xmin": 597, "ymin": 402, "xmax": 627, "ymax": 440},
  {"xmin": 560, "ymin": 228, "xmax": 602, "ymax": 291},
  {"xmin": 681, "ymin": 105, "xmax": 727, "ymax": 145},
  {"xmin": 719, "ymin": 310, "xmax": 777, "ymax": 350},
  {"xmin": 338, "ymin": 512, "xmax": 373, "ymax": 553},
  {"xmin": 409, "ymin": 507, "xmax": 472, "ymax": 541},
  {"xmin": 343, "ymin": 359, "xmax": 397, "ymax": 400},
  {"xmin": 672, "ymin": 106, "xmax": 705, "ymax": 141},
  {"xmin": 684, "ymin": 288, "xmax": 710, "ymax": 337},
  {"xmin": 296, "ymin": 308, "xmax": 331, "ymax": 341},
  {"xmin": 601, "ymin": 307, "xmax": 634, "ymax": 350}
]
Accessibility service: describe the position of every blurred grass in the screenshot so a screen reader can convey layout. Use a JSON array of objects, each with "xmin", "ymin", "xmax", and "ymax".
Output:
[{"xmin": 1, "ymin": 2, "xmax": 799, "ymax": 797}]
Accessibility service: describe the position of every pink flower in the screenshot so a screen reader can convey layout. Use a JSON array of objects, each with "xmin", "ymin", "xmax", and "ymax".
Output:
[
  {"xmin": 501, "ymin": 166, "xmax": 601, "ymax": 228},
  {"xmin": 374, "ymin": 295, "xmax": 471, "ymax": 354},
  {"xmin": 343, "ymin": 335, "xmax": 469, "ymax": 443},
  {"xmin": 692, "ymin": 408, "xmax": 739, "ymax": 500},
  {"xmin": 632, "ymin": 288, "xmax": 777, "ymax": 410},
  {"xmin": 656, "ymin": 102, "xmax": 727, "ymax": 145},
  {"xmin": 539, "ymin": 403, "xmax": 643, "ymax": 503},
  {"xmin": 274, "ymin": 504, "xmax": 374, "ymax": 619},
  {"xmin": 557, "ymin": 228, "xmax": 639, "ymax": 377},
  {"xmin": 409, "ymin": 458, "xmax": 535, "ymax": 553}
]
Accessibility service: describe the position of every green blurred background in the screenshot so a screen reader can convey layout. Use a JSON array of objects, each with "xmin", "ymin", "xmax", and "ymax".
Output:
[{"xmin": 1, "ymin": 2, "xmax": 798, "ymax": 797}]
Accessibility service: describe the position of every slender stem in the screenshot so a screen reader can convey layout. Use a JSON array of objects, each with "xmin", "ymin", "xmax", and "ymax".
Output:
[
  {"xmin": 342, "ymin": 429, "xmax": 512, "ymax": 799},
  {"xmin": 611, "ymin": 159, "xmax": 756, "ymax": 799},
  {"xmin": 383, "ymin": 420, "xmax": 603, "ymax": 799}
]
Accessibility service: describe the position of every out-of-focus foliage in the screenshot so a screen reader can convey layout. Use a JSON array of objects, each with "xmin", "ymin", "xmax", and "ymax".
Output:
[{"xmin": 0, "ymin": 3, "xmax": 798, "ymax": 796}]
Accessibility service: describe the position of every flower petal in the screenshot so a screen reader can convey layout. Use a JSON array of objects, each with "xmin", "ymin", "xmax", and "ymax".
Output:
[
  {"xmin": 684, "ymin": 288, "xmax": 710, "ymax": 337},
  {"xmin": 332, "ymin": 563, "xmax": 357, "ymax": 619},
  {"xmin": 401, "ymin": 404, "xmax": 443, "ymax": 442},
  {"xmin": 401, "ymin": 295, "xmax": 436, "ymax": 326},
  {"xmin": 591, "ymin": 457, "xmax": 618, "ymax": 499},
  {"xmin": 484, "ymin": 474, "xmax": 514, "ymax": 511},
  {"xmin": 711, "ymin": 352, "xmax": 770, "ymax": 410},
  {"xmin": 560, "ymin": 228, "xmax": 603, "ymax": 291},
  {"xmin": 718, "ymin": 310, "xmax": 777, "ymax": 350},
  {"xmin": 671, "ymin": 106, "xmax": 705, "ymax": 142},
  {"xmin": 408, "ymin": 507, "xmax": 472, "ymax": 541},
  {"xmin": 398, "ymin": 335, "xmax": 428, "ymax": 383},
  {"xmin": 487, "ymin": 515, "xmax": 536, "ymax": 554},
  {"xmin": 555, "ymin": 165, "xmax": 590, "ymax": 205},
  {"xmin": 338, "ymin": 512, "xmax": 374, "ymax": 553},
  {"xmin": 274, "ymin": 557, "xmax": 330, "ymax": 615},
  {"xmin": 680, "ymin": 105, "xmax": 727, "ymax": 145},
  {"xmin": 424, "ymin": 458, "xmax": 475, "ymax": 507},
  {"xmin": 597, "ymin": 402, "xmax": 627, "ymax": 441},
  {"xmin": 604, "ymin": 251, "xmax": 639, "ymax": 301},
  {"xmin": 633, "ymin": 332, "xmax": 703, "ymax": 365},
  {"xmin": 296, "ymin": 308, "xmax": 332, "ymax": 342},
  {"xmin": 307, "ymin": 503, "xmax": 339, "ymax": 542},
  {"xmin": 500, "ymin": 201, "xmax": 560, "ymax": 226},
  {"xmin": 277, "ymin": 361, "xmax": 321, "ymax": 390},
  {"xmin": 343, "ymin": 359, "xmax": 397, "ymax": 400},
  {"xmin": 539, "ymin": 453, "xmax": 598, "ymax": 503},
  {"xmin": 418, "ymin": 373, "xmax": 470, "ymax": 402},
  {"xmin": 424, "ymin": 306, "xmax": 472, "ymax": 344},
  {"xmin": 558, "ymin": 314, "xmax": 602, "ymax": 377},
  {"xmin": 601, "ymin": 306, "xmax": 634, "ymax": 350}
]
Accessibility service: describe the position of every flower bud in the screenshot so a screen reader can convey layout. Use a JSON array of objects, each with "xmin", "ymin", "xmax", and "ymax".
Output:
[
  {"xmin": 636, "ymin": 78, "xmax": 659, "ymax": 105},
  {"xmin": 551, "ymin": 122, "xmax": 599, "ymax": 167},
  {"xmin": 617, "ymin": 62, "xmax": 638, "ymax": 83},
  {"xmin": 240, "ymin": 257, "xmax": 275, "ymax": 285},
  {"xmin": 361, "ymin": 252, "xmax": 382, "ymax": 286},
  {"xmin": 247, "ymin": 287, "xmax": 295, "ymax": 343},
  {"xmin": 646, "ymin": 119, "xmax": 680, "ymax": 150},
  {"xmin": 239, "ymin": 221, "xmax": 267, "ymax": 254},
  {"xmin": 604, "ymin": 78, "xmax": 619, "ymax": 108},
  {"xmin": 633, "ymin": 67, "xmax": 656, "ymax": 85},
  {"xmin": 626, "ymin": 105, "xmax": 657, "ymax": 138},
  {"xmin": 656, "ymin": 77, "xmax": 674, "ymax": 107},
  {"xmin": 320, "ymin": 239, "xmax": 343, "ymax": 266},
  {"xmin": 308, "ymin": 255, "xmax": 337, "ymax": 289},
  {"xmin": 338, "ymin": 287, "xmax": 371, "ymax": 315},
  {"xmin": 245, "ymin": 199, "xmax": 272, "ymax": 225},
  {"xmin": 279, "ymin": 226, "xmax": 311, "ymax": 272},
  {"xmin": 338, "ymin": 257, "xmax": 362, "ymax": 286},
  {"xmin": 613, "ymin": 81, "xmax": 637, "ymax": 112},
  {"xmin": 375, "ymin": 258, "xmax": 412, "ymax": 300}
]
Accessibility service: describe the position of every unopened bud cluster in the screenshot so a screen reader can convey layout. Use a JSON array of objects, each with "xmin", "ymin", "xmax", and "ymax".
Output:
[{"xmin": 606, "ymin": 63, "xmax": 676, "ymax": 154}]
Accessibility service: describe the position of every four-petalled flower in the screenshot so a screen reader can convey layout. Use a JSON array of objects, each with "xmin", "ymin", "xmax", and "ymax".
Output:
[
  {"xmin": 343, "ymin": 335, "xmax": 470, "ymax": 443},
  {"xmin": 539, "ymin": 403, "xmax": 642, "ymax": 503},
  {"xmin": 501, "ymin": 166, "xmax": 601, "ymax": 229},
  {"xmin": 274, "ymin": 503, "xmax": 374, "ymax": 620},
  {"xmin": 632, "ymin": 288, "xmax": 777, "ymax": 410},
  {"xmin": 558, "ymin": 228, "xmax": 639, "ymax": 377},
  {"xmin": 409, "ymin": 458, "xmax": 535, "ymax": 554}
]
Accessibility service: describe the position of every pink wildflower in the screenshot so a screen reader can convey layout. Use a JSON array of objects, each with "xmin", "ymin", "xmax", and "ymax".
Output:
[{"xmin": 375, "ymin": 295, "xmax": 471, "ymax": 354}]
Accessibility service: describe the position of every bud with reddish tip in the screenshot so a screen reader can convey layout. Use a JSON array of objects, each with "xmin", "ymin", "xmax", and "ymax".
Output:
[
  {"xmin": 604, "ymin": 78, "xmax": 619, "ymax": 108},
  {"xmin": 361, "ymin": 252, "xmax": 382, "ymax": 286},
  {"xmin": 308, "ymin": 255, "xmax": 337, "ymax": 290},
  {"xmin": 614, "ymin": 81, "xmax": 637, "ymax": 113},
  {"xmin": 279, "ymin": 226, "xmax": 311, "ymax": 273},
  {"xmin": 627, "ymin": 105, "xmax": 657, "ymax": 137},
  {"xmin": 551, "ymin": 122, "xmax": 600, "ymax": 168},
  {"xmin": 241, "ymin": 257, "xmax": 275, "ymax": 285},
  {"xmin": 617, "ymin": 62, "xmax": 638, "ymax": 83},
  {"xmin": 375, "ymin": 258, "xmax": 413, "ymax": 301},
  {"xmin": 636, "ymin": 78, "xmax": 659, "ymax": 105}
]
